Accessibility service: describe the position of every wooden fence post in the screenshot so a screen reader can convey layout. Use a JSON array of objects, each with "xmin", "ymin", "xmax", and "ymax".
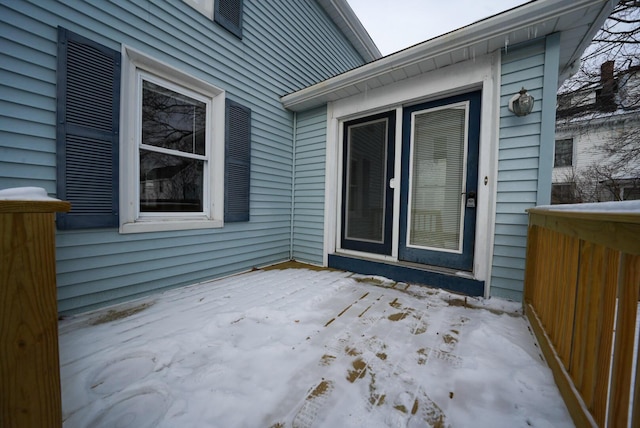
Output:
[{"xmin": 1, "ymin": 199, "xmax": 71, "ymax": 428}]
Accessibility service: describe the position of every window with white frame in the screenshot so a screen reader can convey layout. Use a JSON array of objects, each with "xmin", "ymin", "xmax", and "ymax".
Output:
[
  {"xmin": 554, "ymin": 138, "xmax": 573, "ymax": 167},
  {"xmin": 57, "ymin": 35, "xmax": 250, "ymax": 233},
  {"xmin": 121, "ymin": 47, "xmax": 226, "ymax": 233},
  {"xmin": 183, "ymin": 0, "xmax": 214, "ymax": 19},
  {"xmin": 139, "ymin": 75, "xmax": 209, "ymax": 215}
]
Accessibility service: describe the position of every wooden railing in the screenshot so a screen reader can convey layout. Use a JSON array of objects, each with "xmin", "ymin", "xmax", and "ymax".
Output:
[
  {"xmin": 1, "ymin": 199, "xmax": 70, "ymax": 427},
  {"xmin": 524, "ymin": 204, "xmax": 640, "ymax": 427}
]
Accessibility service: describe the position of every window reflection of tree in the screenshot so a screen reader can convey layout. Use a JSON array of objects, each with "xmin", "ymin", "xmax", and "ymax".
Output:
[{"xmin": 140, "ymin": 80, "xmax": 206, "ymax": 212}]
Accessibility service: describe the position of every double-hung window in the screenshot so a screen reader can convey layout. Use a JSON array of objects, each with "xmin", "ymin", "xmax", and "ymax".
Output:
[
  {"xmin": 120, "ymin": 47, "xmax": 226, "ymax": 233},
  {"xmin": 138, "ymin": 75, "xmax": 210, "ymax": 216},
  {"xmin": 57, "ymin": 30, "xmax": 251, "ymax": 232},
  {"xmin": 554, "ymin": 138, "xmax": 573, "ymax": 167}
]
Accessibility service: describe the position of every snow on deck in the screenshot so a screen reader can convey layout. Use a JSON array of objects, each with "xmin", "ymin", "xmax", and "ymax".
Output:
[{"xmin": 59, "ymin": 267, "xmax": 573, "ymax": 427}]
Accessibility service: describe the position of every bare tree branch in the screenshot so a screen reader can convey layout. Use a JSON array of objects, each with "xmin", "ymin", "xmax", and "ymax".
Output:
[{"xmin": 555, "ymin": 1, "xmax": 640, "ymax": 203}]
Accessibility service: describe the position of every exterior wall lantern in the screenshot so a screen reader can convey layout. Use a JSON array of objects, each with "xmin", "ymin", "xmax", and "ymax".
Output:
[{"xmin": 508, "ymin": 87, "xmax": 535, "ymax": 116}]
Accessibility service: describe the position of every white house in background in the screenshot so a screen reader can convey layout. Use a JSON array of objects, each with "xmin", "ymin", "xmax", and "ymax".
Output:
[{"xmin": 553, "ymin": 61, "xmax": 640, "ymax": 203}]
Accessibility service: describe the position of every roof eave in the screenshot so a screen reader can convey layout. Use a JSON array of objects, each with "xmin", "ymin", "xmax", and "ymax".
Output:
[
  {"xmin": 558, "ymin": 0, "xmax": 613, "ymax": 80},
  {"xmin": 317, "ymin": 0, "xmax": 382, "ymax": 63},
  {"xmin": 284, "ymin": 0, "xmax": 614, "ymax": 112}
]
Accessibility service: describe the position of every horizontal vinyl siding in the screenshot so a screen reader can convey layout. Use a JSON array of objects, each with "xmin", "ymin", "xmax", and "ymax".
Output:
[
  {"xmin": 1, "ymin": 0, "xmax": 364, "ymax": 313},
  {"xmin": 292, "ymin": 106, "xmax": 327, "ymax": 264},
  {"xmin": 1, "ymin": 14, "xmax": 57, "ymax": 192},
  {"xmin": 490, "ymin": 39, "xmax": 545, "ymax": 301}
]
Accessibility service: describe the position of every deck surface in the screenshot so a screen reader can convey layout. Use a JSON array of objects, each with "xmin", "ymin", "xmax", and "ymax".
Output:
[{"xmin": 59, "ymin": 266, "xmax": 573, "ymax": 427}]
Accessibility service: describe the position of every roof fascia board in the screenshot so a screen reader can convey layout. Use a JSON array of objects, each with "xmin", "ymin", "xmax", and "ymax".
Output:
[
  {"xmin": 317, "ymin": 0, "xmax": 381, "ymax": 62},
  {"xmin": 560, "ymin": 0, "xmax": 614, "ymax": 78}
]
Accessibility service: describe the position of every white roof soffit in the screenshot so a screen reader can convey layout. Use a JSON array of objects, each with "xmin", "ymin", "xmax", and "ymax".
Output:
[
  {"xmin": 317, "ymin": 0, "xmax": 382, "ymax": 63},
  {"xmin": 283, "ymin": 0, "xmax": 616, "ymax": 112}
]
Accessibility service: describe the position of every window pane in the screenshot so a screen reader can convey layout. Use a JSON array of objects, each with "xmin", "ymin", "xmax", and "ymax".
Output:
[
  {"xmin": 551, "ymin": 183, "xmax": 578, "ymax": 204},
  {"xmin": 183, "ymin": 0, "xmax": 214, "ymax": 19},
  {"xmin": 409, "ymin": 107, "xmax": 465, "ymax": 251},
  {"xmin": 142, "ymin": 80, "xmax": 206, "ymax": 156},
  {"xmin": 344, "ymin": 119, "xmax": 388, "ymax": 242},
  {"xmin": 139, "ymin": 149, "xmax": 203, "ymax": 212},
  {"xmin": 554, "ymin": 139, "xmax": 573, "ymax": 167},
  {"xmin": 623, "ymin": 186, "xmax": 640, "ymax": 201}
]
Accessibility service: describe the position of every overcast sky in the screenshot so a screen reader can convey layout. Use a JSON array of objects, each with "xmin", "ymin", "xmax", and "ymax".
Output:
[{"xmin": 347, "ymin": 0, "xmax": 531, "ymax": 56}]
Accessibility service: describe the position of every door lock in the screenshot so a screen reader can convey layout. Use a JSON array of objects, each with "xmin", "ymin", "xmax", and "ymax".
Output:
[{"xmin": 466, "ymin": 191, "xmax": 476, "ymax": 208}]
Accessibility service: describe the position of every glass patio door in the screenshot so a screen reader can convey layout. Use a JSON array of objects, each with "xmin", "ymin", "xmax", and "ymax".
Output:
[
  {"xmin": 399, "ymin": 92, "xmax": 481, "ymax": 271},
  {"xmin": 341, "ymin": 111, "xmax": 396, "ymax": 255}
]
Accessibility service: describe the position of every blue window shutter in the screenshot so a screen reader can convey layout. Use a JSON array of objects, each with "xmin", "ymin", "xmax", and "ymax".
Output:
[
  {"xmin": 56, "ymin": 28, "xmax": 120, "ymax": 230},
  {"xmin": 214, "ymin": 0, "xmax": 243, "ymax": 38},
  {"xmin": 224, "ymin": 99, "xmax": 251, "ymax": 222}
]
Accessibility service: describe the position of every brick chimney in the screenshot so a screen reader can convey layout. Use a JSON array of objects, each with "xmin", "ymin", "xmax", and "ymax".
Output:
[{"xmin": 597, "ymin": 60, "xmax": 617, "ymax": 112}]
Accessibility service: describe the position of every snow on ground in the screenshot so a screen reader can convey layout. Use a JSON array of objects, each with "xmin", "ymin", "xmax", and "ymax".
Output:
[{"xmin": 58, "ymin": 267, "xmax": 573, "ymax": 427}]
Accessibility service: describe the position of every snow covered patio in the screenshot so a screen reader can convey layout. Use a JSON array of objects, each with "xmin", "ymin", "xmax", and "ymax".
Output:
[{"xmin": 58, "ymin": 264, "xmax": 572, "ymax": 427}]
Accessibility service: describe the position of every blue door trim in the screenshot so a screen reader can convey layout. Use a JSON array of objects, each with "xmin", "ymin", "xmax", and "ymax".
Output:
[
  {"xmin": 328, "ymin": 254, "xmax": 484, "ymax": 297},
  {"xmin": 340, "ymin": 110, "xmax": 396, "ymax": 255},
  {"xmin": 399, "ymin": 91, "xmax": 481, "ymax": 271}
]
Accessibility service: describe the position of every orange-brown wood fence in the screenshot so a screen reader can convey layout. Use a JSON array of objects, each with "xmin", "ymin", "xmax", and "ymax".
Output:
[{"xmin": 524, "ymin": 206, "xmax": 640, "ymax": 428}]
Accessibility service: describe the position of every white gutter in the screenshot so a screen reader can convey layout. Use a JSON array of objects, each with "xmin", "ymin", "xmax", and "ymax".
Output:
[{"xmin": 284, "ymin": 0, "xmax": 611, "ymax": 111}]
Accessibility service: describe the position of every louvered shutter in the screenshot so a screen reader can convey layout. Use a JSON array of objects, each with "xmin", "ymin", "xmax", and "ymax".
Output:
[
  {"xmin": 224, "ymin": 99, "xmax": 251, "ymax": 222},
  {"xmin": 56, "ymin": 28, "xmax": 120, "ymax": 230},
  {"xmin": 214, "ymin": 0, "xmax": 243, "ymax": 38}
]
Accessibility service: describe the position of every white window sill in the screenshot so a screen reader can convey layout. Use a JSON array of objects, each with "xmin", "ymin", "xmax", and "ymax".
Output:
[{"xmin": 120, "ymin": 218, "xmax": 223, "ymax": 234}]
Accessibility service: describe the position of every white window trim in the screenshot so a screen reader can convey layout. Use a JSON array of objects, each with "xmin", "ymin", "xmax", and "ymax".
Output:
[
  {"xmin": 553, "ymin": 137, "xmax": 574, "ymax": 168},
  {"xmin": 137, "ymin": 72, "xmax": 212, "ymax": 219},
  {"xmin": 182, "ymin": 0, "xmax": 214, "ymax": 19},
  {"xmin": 120, "ymin": 46, "xmax": 225, "ymax": 234},
  {"xmin": 405, "ymin": 102, "xmax": 470, "ymax": 255}
]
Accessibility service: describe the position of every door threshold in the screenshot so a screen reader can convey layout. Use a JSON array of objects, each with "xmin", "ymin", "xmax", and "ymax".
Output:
[
  {"xmin": 328, "ymin": 254, "xmax": 484, "ymax": 297},
  {"xmin": 395, "ymin": 260, "xmax": 474, "ymax": 278}
]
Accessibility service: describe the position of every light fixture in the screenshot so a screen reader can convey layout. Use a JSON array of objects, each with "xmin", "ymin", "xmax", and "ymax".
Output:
[{"xmin": 508, "ymin": 87, "xmax": 535, "ymax": 116}]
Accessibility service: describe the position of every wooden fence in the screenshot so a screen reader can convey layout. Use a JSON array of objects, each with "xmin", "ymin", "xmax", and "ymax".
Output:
[{"xmin": 524, "ymin": 205, "xmax": 640, "ymax": 427}]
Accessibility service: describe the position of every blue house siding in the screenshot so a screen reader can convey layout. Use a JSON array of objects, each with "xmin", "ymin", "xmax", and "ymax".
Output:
[
  {"xmin": 291, "ymin": 106, "xmax": 327, "ymax": 265},
  {"xmin": 1, "ymin": 0, "xmax": 365, "ymax": 313},
  {"xmin": 491, "ymin": 35, "xmax": 559, "ymax": 301}
]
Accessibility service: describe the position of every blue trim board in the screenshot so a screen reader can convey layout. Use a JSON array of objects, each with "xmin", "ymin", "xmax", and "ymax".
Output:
[
  {"xmin": 537, "ymin": 33, "xmax": 560, "ymax": 206},
  {"xmin": 328, "ymin": 254, "xmax": 484, "ymax": 296}
]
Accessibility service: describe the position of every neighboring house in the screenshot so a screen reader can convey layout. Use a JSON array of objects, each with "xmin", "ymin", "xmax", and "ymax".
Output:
[
  {"xmin": 553, "ymin": 61, "xmax": 640, "ymax": 203},
  {"xmin": 1, "ymin": 0, "xmax": 614, "ymax": 312}
]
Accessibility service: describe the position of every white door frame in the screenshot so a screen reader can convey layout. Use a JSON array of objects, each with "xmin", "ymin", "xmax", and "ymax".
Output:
[{"xmin": 323, "ymin": 52, "xmax": 501, "ymax": 297}]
